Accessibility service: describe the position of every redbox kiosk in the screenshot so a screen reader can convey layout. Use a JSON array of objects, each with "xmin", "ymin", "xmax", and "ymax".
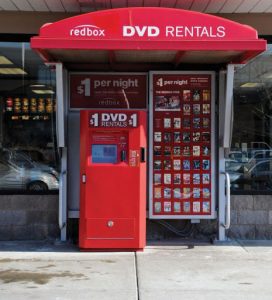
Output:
[
  {"xmin": 30, "ymin": 7, "xmax": 266, "ymax": 245},
  {"xmin": 79, "ymin": 110, "xmax": 146, "ymax": 250}
]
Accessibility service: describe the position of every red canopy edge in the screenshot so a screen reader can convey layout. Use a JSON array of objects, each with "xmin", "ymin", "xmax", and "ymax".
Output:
[{"xmin": 31, "ymin": 7, "xmax": 267, "ymax": 64}]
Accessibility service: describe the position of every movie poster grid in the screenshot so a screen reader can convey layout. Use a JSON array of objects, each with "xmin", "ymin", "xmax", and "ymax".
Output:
[{"xmin": 152, "ymin": 78, "xmax": 212, "ymax": 216}]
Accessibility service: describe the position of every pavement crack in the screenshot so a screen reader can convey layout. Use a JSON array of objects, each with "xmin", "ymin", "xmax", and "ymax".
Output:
[{"xmin": 134, "ymin": 252, "xmax": 140, "ymax": 300}]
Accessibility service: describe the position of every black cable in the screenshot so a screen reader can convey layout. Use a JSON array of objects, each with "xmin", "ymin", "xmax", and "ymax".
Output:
[{"xmin": 151, "ymin": 219, "xmax": 195, "ymax": 238}]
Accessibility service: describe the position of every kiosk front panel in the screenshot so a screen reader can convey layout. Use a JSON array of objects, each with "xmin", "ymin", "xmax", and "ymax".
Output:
[{"xmin": 79, "ymin": 110, "xmax": 147, "ymax": 250}]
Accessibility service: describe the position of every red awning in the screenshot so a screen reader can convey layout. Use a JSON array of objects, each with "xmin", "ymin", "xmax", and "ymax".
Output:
[{"xmin": 31, "ymin": 7, "xmax": 266, "ymax": 67}]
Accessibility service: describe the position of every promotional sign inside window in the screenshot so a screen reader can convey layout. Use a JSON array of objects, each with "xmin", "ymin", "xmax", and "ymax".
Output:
[
  {"xmin": 150, "ymin": 72, "xmax": 214, "ymax": 218},
  {"xmin": 70, "ymin": 73, "xmax": 147, "ymax": 109}
]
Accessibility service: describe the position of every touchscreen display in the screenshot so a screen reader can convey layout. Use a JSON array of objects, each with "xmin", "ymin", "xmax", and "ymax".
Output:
[{"xmin": 92, "ymin": 144, "xmax": 117, "ymax": 163}]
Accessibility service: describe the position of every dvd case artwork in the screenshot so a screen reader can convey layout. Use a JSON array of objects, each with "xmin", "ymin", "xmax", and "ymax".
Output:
[
  {"xmin": 154, "ymin": 187, "xmax": 162, "ymax": 199},
  {"xmin": 203, "ymin": 104, "xmax": 210, "ymax": 114},
  {"xmin": 203, "ymin": 188, "xmax": 210, "ymax": 198},
  {"xmin": 174, "ymin": 202, "xmax": 181, "ymax": 213},
  {"xmin": 182, "ymin": 146, "xmax": 190, "ymax": 156},
  {"xmin": 183, "ymin": 201, "xmax": 190, "ymax": 212},
  {"xmin": 154, "ymin": 160, "xmax": 162, "ymax": 170},
  {"xmin": 174, "ymin": 188, "xmax": 181, "ymax": 199},
  {"xmin": 183, "ymin": 188, "xmax": 191, "ymax": 199},
  {"xmin": 183, "ymin": 90, "xmax": 191, "ymax": 101},
  {"xmin": 154, "ymin": 173, "xmax": 162, "ymax": 184},
  {"xmin": 193, "ymin": 117, "xmax": 200, "ymax": 129},
  {"xmin": 154, "ymin": 202, "xmax": 162, "ymax": 213},
  {"xmin": 202, "ymin": 145, "xmax": 210, "ymax": 156},
  {"xmin": 164, "ymin": 160, "xmax": 171, "ymax": 170},
  {"xmin": 174, "ymin": 174, "xmax": 181, "ymax": 184},
  {"xmin": 183, "ymin": 132, "xmax": 190, "ymax": 142},
  {"xmin": 203, "ymin": 201, "xmax": 210, "ymax": 213},
  {"xmin": 183, "ymin": 104, "xmax": 191, "ymax": 115},
  {"xmin": 164, "ymin": 118, "xmax": 171, "ymax": 128},
  {"xmin": 203, "ymin": 117, "xmax": 210, "ymax": 128},
  {"xmin": 173, "ymin": 118, "xmax": 181, "ymax": 129},
  {"xmin": 193, "ymin": 201, "xmax": 201, "ymax": 213},
  {"xmin": 173, "ymin": 159, "xmax": 181, "ymax": 170},
  {"xmin": 202, "ymin": 132, "xmax": 210, "ymax": 142},
  {"xmin": 155, "ymin": 95, "xmax": 181, "ymax": 111},
  {"xmin": 203, "ymin": 90, "xmax": 210, "ymax": 101},
  {"xmin": 173, "ymin": 146, "xmax": 181, "ymax": 156},
  {"xmin": 164, "ymin": 173, "xmax": 171, "ymax": 184},
  {"xmin": 164, "ymin": 188, "xmax": 171, "ymax": 199},
  {"xmin": 193, "ymin": 89, "xmax": 201, "ymax": 101},
  {"xmin": 164, "ymin": 201, "xmax": 172, "ymax": 212},
  {"xmin": 164, "ymin": 146, "xmax": 172, "ymax": 156},
  {"xmin": 174, "ymin": 132, "xmax": 181, "ymax": 143},
  {"xmin": 164, "ymin": 132, "xmax": 171, "ymax": 143},
  {"xmin": 193, "ymin": 145, "xmax": 200, "ymax": 156},
  {"xmin": 193, "ymin": 160, "xmax": 200, "ymax": 170},
  {"xmin": 154, "ymin": 132, "xmax": 162, "ymax": 142},
  {"xmin": 183, "ymin": 173, "xmax": 190, "ymax": 184},
  {"xmin": 203, "ymin": 159, "xmax": 210, "ymax": 170},
  {"xmin": 202, "ymin": 174, "xmax": 210, "ymax": 184},
  {"xmin": 193, "ymin": 174, "xmax": 200, "ymax": 184},
  {"xmin": 183, "ymin": 160, "xmax": 190, "ymax": 170},
  {"xmin": 192, "ymin": 132, "xmax": 201, "ymax": 142},
  {"xmin": 193, "ymin": 188, "xmax": 201, "ymax": 198},
  {"xmin": 183, "ymin": 118, "xmax": 190, "ymax": 128},
  {"xmin": 154, "ymin": 146, "xmax": 162, "ymax": 156},
  {"xmin": 193, "ymin": 104, "xmax": 201, "ymax": 115}
]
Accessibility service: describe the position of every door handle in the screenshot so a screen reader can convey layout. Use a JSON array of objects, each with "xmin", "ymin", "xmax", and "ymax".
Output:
[
  {"xmin": 221, "ymin": 172, "xmax": 231, "ymax": 229},
  {"xmin": 140, "ymin": 147, "xmax": 146, "ymax": 162},
  {"xmin": 82, "ymin": 174, "xmax": 86, "ymax": 184},
  {"xmin": 121, "ymin": 150, "xmax": 126, "ymax": 162}
]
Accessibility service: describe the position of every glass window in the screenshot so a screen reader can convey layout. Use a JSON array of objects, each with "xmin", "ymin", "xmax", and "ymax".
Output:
[
  {"xmin": 0, "ymin": 41, "xmax": 59, "ymax": 193},
  {"xmin": 228, "ymin": 44, "xmax": 272, "ymax": 193}
]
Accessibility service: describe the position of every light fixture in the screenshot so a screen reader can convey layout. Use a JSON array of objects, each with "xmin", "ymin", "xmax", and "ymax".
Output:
[
  {"xmin": 0, "ymin": 68, "xmax": 27, "ymax": 75},
  {"xmin": 30, "ymin": 84, "xmax": 46, "ymax": 88},
  {"xmin": 0, "ymin": 56, "xmax": 13, "ymax": 65},
  {"xmin": 32, "ymin": 89, "xmax": 55, "ymax": 95},
  {"xmin": 240, "ymin": 82, "xmax": 263, "ymax": 88}
]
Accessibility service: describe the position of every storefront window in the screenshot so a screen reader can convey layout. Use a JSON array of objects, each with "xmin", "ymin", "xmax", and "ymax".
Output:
[
  {"xmin": 228, "ymin": 44, "xmax": 272, "ymax": 193},
  {"xmin": 0, "ymin": 41, "xmax": 59, "ymax": 193}
]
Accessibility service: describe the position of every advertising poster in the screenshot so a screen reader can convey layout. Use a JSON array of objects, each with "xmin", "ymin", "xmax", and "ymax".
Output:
[
  {"xmin": 70, "ymin": 73, "xmax": 147, "ymax": 109},
  {"xmin": 151, "ymin": 73, "xmax": 213, "ymax": 218}
]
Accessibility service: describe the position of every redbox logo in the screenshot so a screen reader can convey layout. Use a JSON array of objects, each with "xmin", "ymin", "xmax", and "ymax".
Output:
[
  {"xmin": 123, "ymin": 26, "xmax": 160, "ymax": 37},
  {"xmin": 70, "ymin": 25, "xmax": 105, "ymax": 37}
]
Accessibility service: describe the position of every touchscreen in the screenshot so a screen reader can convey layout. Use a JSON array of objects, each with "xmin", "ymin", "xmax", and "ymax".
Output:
[{"xmin": 92, "ymin": 144, "xmax": 117, "ymax": 163}]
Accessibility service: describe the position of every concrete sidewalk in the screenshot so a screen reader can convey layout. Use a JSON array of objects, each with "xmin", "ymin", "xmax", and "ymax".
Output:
[{"xmin": 0, "ymin": 240, "xmax": 272, "ymax": 300}]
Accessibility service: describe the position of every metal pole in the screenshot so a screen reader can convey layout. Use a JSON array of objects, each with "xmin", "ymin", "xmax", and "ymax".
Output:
[{"xmin": 55, "ymin": 63, "xmax": 67, "ymax": 241}]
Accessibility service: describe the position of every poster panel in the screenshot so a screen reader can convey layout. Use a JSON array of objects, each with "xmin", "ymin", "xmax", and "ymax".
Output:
[
  {"xmin": 70, "ymin": 73, "xmax": 147, "ymax": 109},
  {"xmin": 150, "ymin": 72, "xmax": 215, "ymax": 219}
]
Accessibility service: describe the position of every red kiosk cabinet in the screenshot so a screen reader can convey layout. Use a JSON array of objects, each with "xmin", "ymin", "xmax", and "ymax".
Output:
[{"xmin": 79, "ymin": 110, "xmax": 147, "ymax": 250}]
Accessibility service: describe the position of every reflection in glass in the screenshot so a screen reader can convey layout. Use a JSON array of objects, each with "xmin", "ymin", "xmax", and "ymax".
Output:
[
  {"xmin": 0, "ymin": 42, "xmax": 59, "ymax": 192},
  {"xmin": 227, "ymin": 45, "xmax": 272, "ymax": 192}
]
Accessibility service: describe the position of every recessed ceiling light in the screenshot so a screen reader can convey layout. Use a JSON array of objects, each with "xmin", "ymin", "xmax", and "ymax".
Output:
[
  {"xmin": 32, "ymin": 89, "xmax": 55, "ymax": 95},
  {"xmin": 0, "ymin": 68, "xmax": 27, "ymax": 75},
  {"xmin": 0, "ymin": 56, "xmax": 13, "ymax": 65},
  {"xmin": 30, "ymin": 84, "xmax": 46, "ymax": 88},
  {"xmin": 240, "ymin": 83, "xmax": 263, "ymax": 88}
]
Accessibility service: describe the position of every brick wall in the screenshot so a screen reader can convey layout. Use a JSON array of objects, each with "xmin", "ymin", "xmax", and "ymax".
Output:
[
  {"xmin": 0, "ymin": 194, "xmax": 271, "ymax": 241},
  {"xmin": 0, "ymin": 195, "xmax": 59, "ymax": 240},
  {"xmin": 229, "ymin": 195, "xmax": 272, "ymax": 239}
]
